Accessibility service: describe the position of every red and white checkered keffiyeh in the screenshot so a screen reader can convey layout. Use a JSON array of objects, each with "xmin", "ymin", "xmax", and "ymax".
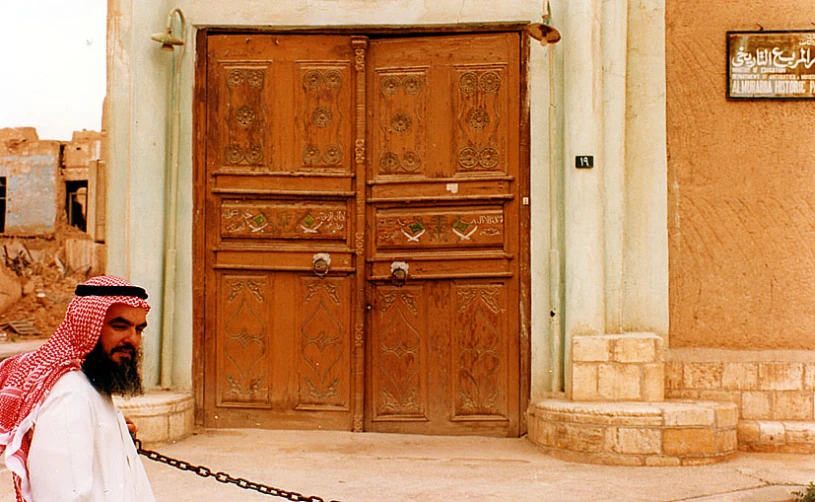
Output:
[{"xmin": 0, "ymin": 275, "xmax": 151, "ymax": 502}]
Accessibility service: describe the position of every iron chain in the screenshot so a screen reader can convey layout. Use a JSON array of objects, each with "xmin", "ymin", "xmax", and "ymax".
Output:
[{"xmin": 135, "ymin": 439, "xmax": 339, "ymax": 502}]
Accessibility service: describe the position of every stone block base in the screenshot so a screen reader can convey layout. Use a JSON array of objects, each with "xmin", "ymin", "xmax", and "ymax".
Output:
[
  {"xmin": 666, "ymin": 349, "xmax": 815, "ymax": 453},
  {"xmin": 114, "ymin": 391, "xmax": 194, "ymax": 444},
  {"xmin": 528, "ymin": 399, "xmax": 738, "ymax": 466},
  {"xmin": 737, "ymin": 420, "xmax": 815, "ymax": 453},
  {"xmin": 571, "ymin": 333, "xmax": 665, "ymax": 402}
]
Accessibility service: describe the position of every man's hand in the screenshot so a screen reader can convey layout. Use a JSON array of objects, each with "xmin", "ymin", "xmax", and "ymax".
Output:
[{"xmin": 125, "ymin": 416, "xmax": 138, "ymax": 440}]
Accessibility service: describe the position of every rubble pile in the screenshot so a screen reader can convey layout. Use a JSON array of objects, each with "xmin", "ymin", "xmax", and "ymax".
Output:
[{"xmin": 0, "ymin": 238, "xmax": 90, "ymax": 341}]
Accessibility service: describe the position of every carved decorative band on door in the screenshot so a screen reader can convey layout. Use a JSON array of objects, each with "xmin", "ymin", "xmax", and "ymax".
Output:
[
  {"xmin": 375, "ymin": 206, "xmax": 505, "ymax": 249},
  {"xmin": 220, "ymin": 201, "xmax": 348, "ymax": 240}
]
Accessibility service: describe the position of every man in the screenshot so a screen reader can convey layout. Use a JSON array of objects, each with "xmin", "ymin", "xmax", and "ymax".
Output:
[{"xmin": 0, "ymin": 275, "xmax": 155, "ymax": 502}]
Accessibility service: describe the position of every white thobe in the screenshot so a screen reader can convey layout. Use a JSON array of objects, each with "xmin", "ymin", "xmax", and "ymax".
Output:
[{"xmin": 27, "ymin": 370, "xmax": 155, "ymax": 502}]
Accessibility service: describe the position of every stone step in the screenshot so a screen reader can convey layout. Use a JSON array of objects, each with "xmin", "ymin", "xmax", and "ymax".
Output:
[
  {"xmin": 738, "ymin": 420, "xmax": 815, "ymax": 454},
  {"xmin": 528, "ymin": 399, "xmax": 738, "ymax": 466}
]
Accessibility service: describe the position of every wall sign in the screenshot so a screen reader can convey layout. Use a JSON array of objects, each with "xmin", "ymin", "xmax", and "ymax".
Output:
[
  {"xmin": 575, "ymin": 155, "xmax": 594, "ymax": 168},
  {"xmin": 727, "ymin": 30, "xmax": 815, "ymax": 99}
]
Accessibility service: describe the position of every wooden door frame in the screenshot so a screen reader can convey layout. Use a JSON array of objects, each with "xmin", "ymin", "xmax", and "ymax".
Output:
[{"xmin": 192, "ymin": 24, "xmax": 533, "ymax": 433}]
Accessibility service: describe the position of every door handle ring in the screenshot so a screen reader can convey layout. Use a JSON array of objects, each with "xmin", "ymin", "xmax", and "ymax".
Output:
[
  {"xmin": 313, "ymin": 253, "xmax": 331, "ymax": 277},
  {"xmin": 390, "ymin": 261, "xmax": 409, "ymax": 287}
]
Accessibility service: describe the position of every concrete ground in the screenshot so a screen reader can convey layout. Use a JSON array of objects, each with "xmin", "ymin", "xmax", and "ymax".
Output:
[{"xmin": 2, "ymin": 429, "xmax": 813, "ymax": 502}]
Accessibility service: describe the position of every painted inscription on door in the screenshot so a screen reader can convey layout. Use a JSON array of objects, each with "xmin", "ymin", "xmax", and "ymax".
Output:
[
  {"xmin": 221, "ymin": 201, "xmax": 348, "ymax": 240},
  {"xmin": 375, "ymin": 207, "xmax": 504, "ymax": 249}
]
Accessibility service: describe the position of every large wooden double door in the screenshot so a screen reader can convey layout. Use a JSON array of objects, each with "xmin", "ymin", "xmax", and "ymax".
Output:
[{"xmin": 197, "ymin": 29, "xmax": 526, "ymax": 436}]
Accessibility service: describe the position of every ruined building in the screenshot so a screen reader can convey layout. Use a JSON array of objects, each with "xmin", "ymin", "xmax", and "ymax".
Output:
[{"xmin": 0, "ymin": 127, "xmax": 106, "ymax": 280}]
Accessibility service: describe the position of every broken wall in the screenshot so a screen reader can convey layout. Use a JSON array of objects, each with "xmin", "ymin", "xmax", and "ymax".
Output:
[
  {"xmin": 63, "ymin": 130, "xmax": 106, "ymax": 243},
  {"xmin": 0, "ymin": 128, "xmax": 60, "ymax": 236}
]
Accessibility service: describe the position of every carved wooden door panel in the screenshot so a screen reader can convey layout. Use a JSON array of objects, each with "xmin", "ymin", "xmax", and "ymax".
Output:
[
  {"xmin": 364, "ymin": 33, "xmax": 521, "ymax": 436},
  {"xmin": 203, "ymin": 34, "xmax": 360, "ymax": 430},
  {"xmin": 201, "ymin": 31, "xmax": 522, "ymax": 436}
]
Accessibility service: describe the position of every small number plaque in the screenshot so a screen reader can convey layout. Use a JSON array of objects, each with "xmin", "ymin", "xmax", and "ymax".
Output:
[{"xmin": 575, "ymin": 156, "xmax": 594, "ymax": 168}]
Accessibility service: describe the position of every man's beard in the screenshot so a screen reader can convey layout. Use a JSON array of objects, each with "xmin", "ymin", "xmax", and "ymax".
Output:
[{"xmin": 81, "ymin": 342, "xmax": 144, "ymax": 397}]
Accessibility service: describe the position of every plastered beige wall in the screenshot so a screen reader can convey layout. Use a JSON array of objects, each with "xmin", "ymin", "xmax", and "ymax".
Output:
[{"xmin": 667, "ymin": 1, "xmax": 815, "ymax": 349}]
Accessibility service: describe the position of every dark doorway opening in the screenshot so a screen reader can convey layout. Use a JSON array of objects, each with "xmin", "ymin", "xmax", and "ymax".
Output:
[{"xmin": 65, "ymin": 180, "xmax": 88, "ymax": 232}]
